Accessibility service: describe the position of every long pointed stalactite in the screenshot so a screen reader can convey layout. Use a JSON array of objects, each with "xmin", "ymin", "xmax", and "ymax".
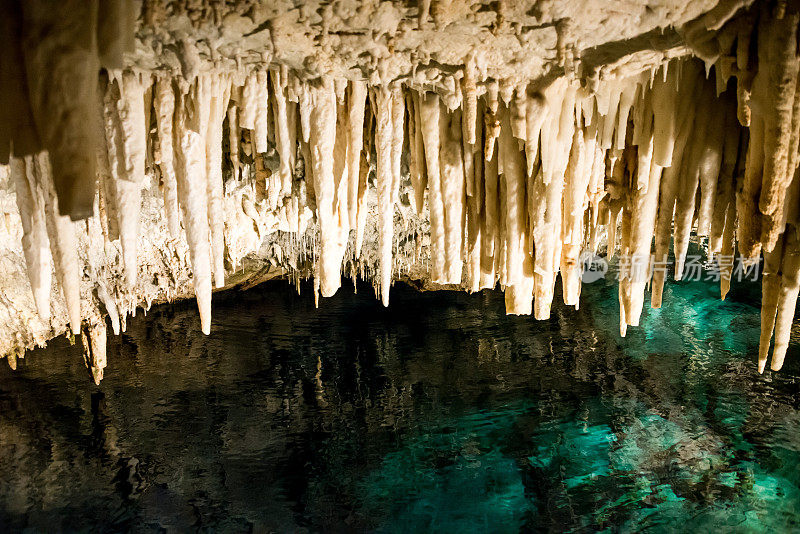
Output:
[{"xmin": 4, "ymin": 1, "xmax": 800, "ymax": 380}]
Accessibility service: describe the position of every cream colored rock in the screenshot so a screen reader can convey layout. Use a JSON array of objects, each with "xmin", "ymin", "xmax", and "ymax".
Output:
[{"xmin": 5, "ymin": 1, "xmax": 800, "ymax": 378}]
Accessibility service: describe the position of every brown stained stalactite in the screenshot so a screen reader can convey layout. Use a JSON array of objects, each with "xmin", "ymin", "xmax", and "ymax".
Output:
[
  {"xmin": 18, "ymin": 1, "xmax": 102, "ymax": 220},
  {"xmin": 227, "ymin": 98, "xmax": 241, "ymax": 181},
  {"xmin": 739, "ymin": 114, "xmax": 765, "ymax": 260},
  {"xmin": 0, "ymin": 5, "xmax": 38, "ymax": 165}
]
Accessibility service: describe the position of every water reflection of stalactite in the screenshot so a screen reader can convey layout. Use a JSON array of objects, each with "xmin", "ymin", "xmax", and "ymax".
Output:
[
  {"xmin": 5, "ymin": 280, "xmax": 800, "ymax": 530},
  {"xmin": 91, "ymin": 392, "xmax": 143, "ymax": 502},
  {"xmin": 314, "ymin": 353, "xmax": 327, "ymax": 408}
]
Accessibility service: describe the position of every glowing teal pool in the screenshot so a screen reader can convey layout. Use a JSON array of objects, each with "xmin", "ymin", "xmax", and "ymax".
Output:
[{"xmin": 0, "ymin": 265, "xmax": 798, "ymax": 532}]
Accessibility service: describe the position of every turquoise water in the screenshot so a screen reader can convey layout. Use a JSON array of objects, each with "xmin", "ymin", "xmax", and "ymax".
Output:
[{"xmin": 1, "ymin": 268, "xmax": 799, "ymax": 532}]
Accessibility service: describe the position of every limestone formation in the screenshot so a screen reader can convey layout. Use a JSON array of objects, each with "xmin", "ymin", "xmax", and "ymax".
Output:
[{"xmin": 3, "ymin": 0, "xmax": 800, "ymax": 380}]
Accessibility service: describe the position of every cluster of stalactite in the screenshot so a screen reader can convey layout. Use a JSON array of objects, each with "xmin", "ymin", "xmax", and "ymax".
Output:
[
  {"xmin": 5, "ymin": 3, "xmax": 800, "ymax": 378},
  {"xmin": 688, "ymin": 2, "xmax": 800, "ymax": 373}
]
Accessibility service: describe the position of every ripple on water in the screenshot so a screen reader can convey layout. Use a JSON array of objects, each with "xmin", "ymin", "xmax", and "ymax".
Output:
[{"xmin": 0, "ymin": 271, "xmax": 799, "ymax": 532}]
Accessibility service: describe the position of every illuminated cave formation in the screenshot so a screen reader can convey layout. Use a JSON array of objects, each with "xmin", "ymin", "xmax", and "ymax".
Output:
[{"xmin": 0, "ymin": 0, "xmax": 797, "ymax": 382}]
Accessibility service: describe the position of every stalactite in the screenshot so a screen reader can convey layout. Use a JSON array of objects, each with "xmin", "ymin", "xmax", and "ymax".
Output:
[
  {"xmin": 651, "ymin": 65, "xmax": 679, "ymax": 167},
  {"xmin": 673, "ymin": 78, "xmax": 714, "ymax": 280},
  {"xmin": 332, "ymin": 84, "xmax": 351, "ymax": 261},
  {"xmin": 103, "ymin": 74, "xmax": 145, "ymax": 287},
  {"xmin": 695, "ymin": 90, "xmax": 727, "ymax": 238},
  {"xmin": 533, "ymin": 80, "xmax": 573, "ymax": 319},
  {"xmin": 347, "ymin": 81, "xmax": 367, "ymax": 229},
  {"xmin": 96, "ymin": 280, "xmax": 121, "ymax": 336},
  {"xmin": 482, "ymin": 121, "xmax": 500, "ymax": 285},
  {"xmin": 598, "ymin": 82, "xmax": 621, "ymax": 150},
  {"xmin": 710, "ymin": 99, "xmax": 741, "ymax": 260},
  {"xmin": 81, "ymin": 319, "xmax": 107, "ymax": 385},
  {"xmin": 525, "ymin": 90, "xmax": 546, "ymax": 177},
  {"xmin": 391, "ymin": 87, "xmax": 406, "ymax": 208},
  {"xmin": 561, "ymin": 126, "xmax": 590, "ymax": 309},
  {"xmin": 99, "ymin": 79, "xmax": 122, "ymax": 243},
  {"xmin": 757, "ymin": 10, "xmax": 800, "ymax": 221},
  {"xmin": 117, "ymin": 72, "xmax": 148, "ymax": 184},
  {"xmin": 19, "ymin": 0, "xmax": 101, "ymax": 219},
  {"xmin": 769, "ymin": 227, "xmax": 800, "ymax": 371},
  {"xmin": 371, "ymin": 85, "xmax": 398, "ymax": 304},
  {"xmin": 11, "ymin": 4, "xmax": 800, "ymax": 378},
  {"xmin": 614, "ymin": 83, "xmax": 637, "ymax": 151},
  {"xmin": 354, "ymin": 149, "xmax": 370, "ymax": 258},
  {"xmin": 407, "ymin": 90, "xmax": 428, "ymax": 215},
  {"xmin": 652, "ymin": 61, "xmax": 701, "ymax": 307},
  {"xmin": 271, "ymin": 67, "xmax": 294, "ymax": 199},
  {"xmin": 622, "ymin": 83, "xmax": 662, "ymax": 331},
  {"xmin": 511, "ymin": 86, "xmax": 527, "ymax": 141},
  {"xmin": 240, "ymin": 73, "xmax": 258, "ymax": 131},
  {"xmin": 462, "ymin": 58, "xmax": 478, "ymax": 145},
  {"xmin": 419, "ymin": 91, "xmax": 447, "ymax": 282},
  {"xmin": 228, "ymin": 98, "xmax": 241, "ymax": 180},
  {"xmin": 35, "ymin": 154, "xmax": 81, "ymax": 336},
  {"xmin": 154, "ymin": 77, "xmax": 182, "ymax": 239},
  {"xmin": 202, "ymin": 73, "xmax": 231, "ymax": 289},
  {"xmin": 482, "ymin": 116, "xmax": 499, "ymax": 171},
  {"xmin": 439, "ymin": 103, "xmax": 464, "ymax": 284},
  {"xmin": 759, "ymin": 233, "xmax": 782, "ymax": 373},
  {"xmin": 113, "ymin": 177, "xmax": 142, "ymax": 288},
  {"xmin": 465, "ymin": 95, "xmax": 484, "ymax": 293},
  {"xmin": 10, "ymin": 157, "xmax": 51, "ymax": 320},
  {"xmin": 174, "ymin": 89, "xmax": 213, "ymax": 335},
  {"xmin": 309, "ymin": 79, "xmax": 347, "ymax": 298},
  {"xmin": 253, "ymin": 71, "xmax": 270, "ymax": 154},
  {"xmin": 617, "ymin": 165, "xmax": 634, "ymax": 337}
]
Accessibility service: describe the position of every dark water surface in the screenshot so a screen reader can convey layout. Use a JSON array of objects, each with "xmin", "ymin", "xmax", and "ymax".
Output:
[{"xmin": 2, "ymin": 272, "xmax": 800, "ymax": 532}]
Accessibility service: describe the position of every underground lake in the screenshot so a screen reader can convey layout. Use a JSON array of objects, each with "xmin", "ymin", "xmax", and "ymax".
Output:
[{"xmin": 1, "ymin": 267, "xmax": 799, "ymax": 532}]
